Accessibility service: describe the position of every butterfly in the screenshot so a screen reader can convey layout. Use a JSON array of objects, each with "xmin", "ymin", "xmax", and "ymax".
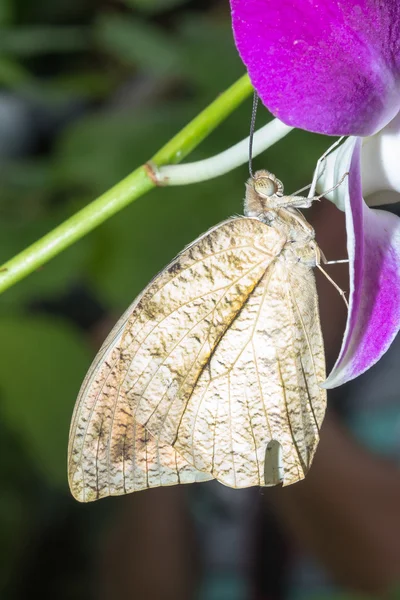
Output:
[{"xmin": 68, "ymin": 170, "xmax": 331, "ymax": 502}]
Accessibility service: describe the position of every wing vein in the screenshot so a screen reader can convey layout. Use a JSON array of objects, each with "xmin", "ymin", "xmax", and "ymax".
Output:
[
  {"xmin": 276, "ymin": 356, "xmax": 306, "ymax": 477},
  {"xmin": 130, "ymin": 260, "xmax": 268, "ymax": 441},
  {"xmin": 244, "ymin": 382, "xmax": 260, "ymax": 485},
  {"xmin": 71, "ymin": 251, "xmax": 267, "ymax": 466},
  {"xmin": 288, "ymin": 277, "xmax": 321, "ymax": 434}
]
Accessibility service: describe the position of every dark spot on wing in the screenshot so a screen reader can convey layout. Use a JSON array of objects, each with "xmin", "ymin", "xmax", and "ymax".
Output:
[{"xmin": 168, "ymin": 262, "xmax": 182, "ymax": 275}]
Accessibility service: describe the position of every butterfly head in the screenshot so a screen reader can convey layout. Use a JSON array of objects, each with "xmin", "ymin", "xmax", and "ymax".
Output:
[
  {"xmin": 244, "ymin": 170, "xmax": 284, "ymax": 219},
  {"xmin": 252, "ymin": 170, "xmax": 284, "ymax": 199}
]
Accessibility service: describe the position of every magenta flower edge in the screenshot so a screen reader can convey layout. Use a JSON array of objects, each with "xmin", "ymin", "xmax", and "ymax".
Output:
[{"xmin": 325, "ymin": 139, "xmax": 400, "ymax": 387}]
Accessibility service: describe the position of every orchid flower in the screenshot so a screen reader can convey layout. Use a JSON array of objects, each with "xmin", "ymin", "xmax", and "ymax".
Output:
[{"xmin": 230, "ymin": 0, "xmax": 400, "ymax": 388}]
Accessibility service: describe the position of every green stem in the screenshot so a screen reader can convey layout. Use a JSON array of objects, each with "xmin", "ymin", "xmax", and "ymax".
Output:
[{"xmin": 0, "ymin": 73, "xmax": 252, "ymax": 294}]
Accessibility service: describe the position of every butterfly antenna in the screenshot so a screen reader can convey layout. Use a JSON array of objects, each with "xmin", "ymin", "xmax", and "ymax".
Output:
[{"xmin": 249, "ymin": 91, "xmax": 259, "ymax": 178}]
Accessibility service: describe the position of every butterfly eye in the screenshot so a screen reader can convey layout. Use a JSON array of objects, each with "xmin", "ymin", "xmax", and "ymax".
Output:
[{"xmin": 253, "ymin": 175, "xmax": 279, "ymax": 198}]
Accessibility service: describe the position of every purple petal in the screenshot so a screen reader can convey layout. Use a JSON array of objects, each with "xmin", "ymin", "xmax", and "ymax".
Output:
[
  {"xmin": 325, "ymin": 139, "xmax": 400, "ymax": 387},
  {"xmin": 231, "ymin": 0, "xmax": 400, "ymax": 135}
]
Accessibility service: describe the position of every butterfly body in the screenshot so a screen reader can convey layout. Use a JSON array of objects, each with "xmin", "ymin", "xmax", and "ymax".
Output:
[{"xmin": 68, "ymin": 170, "xmax": 326, "ymax": 502}]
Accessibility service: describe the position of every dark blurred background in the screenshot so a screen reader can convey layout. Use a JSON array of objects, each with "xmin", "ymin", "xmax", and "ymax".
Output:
[{"xmin": 1, "ymin": 1, "xmax": 400, "ymax": 599}]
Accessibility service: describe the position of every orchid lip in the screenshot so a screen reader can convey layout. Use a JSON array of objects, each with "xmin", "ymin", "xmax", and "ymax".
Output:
[{"xmin": 323, "ymin": 139, "xmax": 400, "ymax": 388}]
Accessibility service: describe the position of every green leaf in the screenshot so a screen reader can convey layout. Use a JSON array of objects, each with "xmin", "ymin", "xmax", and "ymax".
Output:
[
  {"xmin": 0, "ymin": 316, "xmax": 91, "ymax": 488},
  {"xmin": 55, "ymin": 105, "xmax": 193, "ymax": 192},
  {"xmin": 0, "ymin": 0, "xmax": 13, "ymax": 26},
  {"xmin": 94, "ymin": 13, "xmax": 183, "ymax": 74},
  {"xmin": 0, "ymin": 55, "xmax": 32, "ymax": 87},
  {"xmin": 177, "ymin": 16, "xmax": 245, "ymax": 96},
  {"xmin": 123, "ymin": 0, "xmax": 189, "ymax": 14},
  {"xmin": 0, "ymin": 27, "xmax": 89, "ymax": 56},
  {"xmin": 48, "ymin": 69, "xmax": 118, "ymax": 100},
  {"xmin": 0, "ymin": 216, "xmax": 92, "ymax": 312},
  {"xmin": 0, "ymin": 159, "xmax": 56, "ymax": 199}
]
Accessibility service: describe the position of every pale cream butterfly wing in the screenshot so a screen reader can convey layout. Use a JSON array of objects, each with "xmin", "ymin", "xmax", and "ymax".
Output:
[
  {"xmin": 133, "ymin": 253, "xmax": 326, "ymax": 489},
  {"xmin": 118, "ymin": 168, "xmax": 328, "ymax": 489},
  {"xmin": 68, "ymin": 217, "xmax": 286, "ymax": 501},
  {"xmin": 68, "ymin": 307, "xmax": 212, "ymax": 502}
]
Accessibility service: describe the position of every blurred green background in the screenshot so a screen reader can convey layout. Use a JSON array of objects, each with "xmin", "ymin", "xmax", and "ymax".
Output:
[{"xmin": 0, "ymin": 0, "xmax": 338, "ymax": 598}]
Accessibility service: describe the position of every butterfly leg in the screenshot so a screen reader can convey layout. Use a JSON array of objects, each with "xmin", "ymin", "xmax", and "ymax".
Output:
[
  {"xmin": 324, "ymin": 259, "xmax": 349, "ymax": 265},
  {"xmin": 315, "ymin": 247, "xmax": 349, "ymax": 308},
  {"xmin": 318, "ymin": 247, "xmax": 349, "ymax": 265},
  {"xmin": 290, "ymin": 182, "xmax": 312, "ymax": 196},
  {"xmin": 312, "ymin": 170, "xmax": 349, "ymax": 201},
  {"xmin": 317, "ymin": 265, "xmax": 348, "ymax": 308},
  {"xmin": 275, "ymin": 170, "xmax": 348, "ymax": 210},
  {"xmin": 290, "ymin": 147, "xmax": 340, "ymax": 196},
  {"xmin": 308, "ymin": 137, "xmax": 345, "ymax": 198}
]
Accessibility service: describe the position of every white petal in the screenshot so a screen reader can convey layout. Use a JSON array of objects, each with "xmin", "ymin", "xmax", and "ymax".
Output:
[
  {"xmin": 315, "ymin": 137, "xmax": 357, "ymax": 211},
  {"xmin": 316, "ymin": 110, "xmax": 400, "ymax": 208}
]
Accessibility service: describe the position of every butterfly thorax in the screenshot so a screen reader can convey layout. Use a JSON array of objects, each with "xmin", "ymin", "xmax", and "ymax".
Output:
[
  {"xmin": 245, "ymin": 170, "xmax": 319, "ymax": 268},
  {"xmin": 276, "ymin": 208, "xmax": 319, "ymax": 268}
]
